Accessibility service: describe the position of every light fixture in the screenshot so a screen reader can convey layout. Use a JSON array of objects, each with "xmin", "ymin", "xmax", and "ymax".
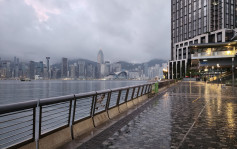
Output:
[{"xmin": 206, "ymin": 48, "xmax": 211, "ymax": 55}]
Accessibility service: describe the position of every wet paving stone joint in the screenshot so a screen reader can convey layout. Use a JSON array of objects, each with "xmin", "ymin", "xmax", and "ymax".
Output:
[{"xmin": 78, "ymin": 82, "xmax": 237, "ymax": 149}]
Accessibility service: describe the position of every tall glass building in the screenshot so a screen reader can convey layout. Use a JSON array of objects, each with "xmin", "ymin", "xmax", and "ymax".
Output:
[
  {"xmin": 61, "ymin": 57, "xmax": 68, "ymax": 78},
  {"xmin": 97, "ymin": 49, "xmax": 104, "ymax": 64},
  {"xmin": 169, "ymin": 0, "xmax": 237, "ymax": 79}
]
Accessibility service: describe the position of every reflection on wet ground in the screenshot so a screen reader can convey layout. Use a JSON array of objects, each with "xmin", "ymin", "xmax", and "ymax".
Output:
[{"xmin": 78, "ymin": 82, "xmax": 237, "ymax": 149}]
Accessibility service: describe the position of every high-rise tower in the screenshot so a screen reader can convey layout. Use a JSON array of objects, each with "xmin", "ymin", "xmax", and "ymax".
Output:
[
  {"xmin": 169, "ymin": 0, "xmax": 237, "ymax": 79},
  {"xmin": 61, "ymin": 57, "xmax": 68, "ymax": 78},
  {"xmin": 46, "ymin": 57, "xmax": 50, "ymax": 78},
  {"xmin": 97, "ymin": 49, "xmax": 104, "ymax": 64}
]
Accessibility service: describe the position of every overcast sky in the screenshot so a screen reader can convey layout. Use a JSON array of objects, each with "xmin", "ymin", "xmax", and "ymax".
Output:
[{"xmin": 0, "ymin": 0, "xmax": 170, "ymax": 63}]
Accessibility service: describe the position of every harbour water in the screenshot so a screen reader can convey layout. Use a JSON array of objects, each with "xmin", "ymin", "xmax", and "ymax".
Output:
[{"xmin": 0, "ymin": 80, "xmax": 146, "ymax": 105}]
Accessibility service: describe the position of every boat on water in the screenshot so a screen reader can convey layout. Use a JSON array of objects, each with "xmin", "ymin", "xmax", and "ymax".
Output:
[{"xmin": 20, "ymin": 78, "xmax": 31, "ymax": 81}]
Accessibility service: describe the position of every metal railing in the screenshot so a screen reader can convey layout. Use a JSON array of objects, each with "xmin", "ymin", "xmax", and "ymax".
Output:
[{"xmin": 0, "ymin": 81, "xmax": 174, "ymax": 149}]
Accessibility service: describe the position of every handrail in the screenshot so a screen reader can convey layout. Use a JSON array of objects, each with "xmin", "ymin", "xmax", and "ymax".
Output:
[
  {"xmin": 0, "ymin": 81, "xmax": 175, "ymax": 149},
  {"xmin": 0, "ymin": 100, "xmax": 37, "ymax": 114},
  {"xmin": 39, "ymin": 95, "xmax": 74, "ymax": 106}
]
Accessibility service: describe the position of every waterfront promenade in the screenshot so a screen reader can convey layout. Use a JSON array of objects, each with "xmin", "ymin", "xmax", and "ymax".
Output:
[{"xmin": 67, "ymin": 81, "xmax": 237, "ymax": 149}]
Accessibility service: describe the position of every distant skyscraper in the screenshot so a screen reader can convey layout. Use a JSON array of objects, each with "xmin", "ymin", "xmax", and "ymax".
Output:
[
  {"xmin": 13, "ymin": 56, "xmax": 19, "ymax": 78},
  {"xmin": 46, "ymin": 57, "xmax": 50, "ymax": 78},
  {"xmin": 97, "ymin": 49, "xmax": 104, "ymax": 64},
  {"xmin": 78, "ymin": 60, "xmax": 85, "ymax": 78},
  {"xmin": 61, "ymin": 57, "xmax": 68, "ymax": 78},
  {"xmin": 29, "ymin": 61, "xmax": 35, "ymax": 79}
]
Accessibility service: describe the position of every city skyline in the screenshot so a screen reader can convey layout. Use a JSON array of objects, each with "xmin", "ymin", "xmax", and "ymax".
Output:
[
  {"xmin": 0, "ymin": 50, "xmax": 168, "ymax": 65},
  {"xmin": 0, "ymin": 0, "xmax": 170, "ymax": 63},
  {"xmin": 0, "ymin": 52, "xmax": 167, "ymax": 80}
]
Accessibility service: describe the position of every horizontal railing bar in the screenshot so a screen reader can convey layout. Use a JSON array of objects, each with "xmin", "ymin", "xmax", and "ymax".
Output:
[
  {"xmin": 39, "ymin": 95, "xmax": 74, "ymax": 106},
  {"xmin": 75, "ymin": 107, "xmax": 90, "ymax": 112},
  {"xmin": 1, "ymin": 123, "xmax": 33, "ymax": 136},
  {"xmin": 75, "ymin": 110, "xmax": 90, "ymax": 114},
  {"xmin": 110, "ymin": 87, "xmax": 128, "ymax": 92},
  {"xmin": 74, "ymin": 110, "xmax": 90, "ymax": 115},
  {"xmin": 42, "ymin": 118, "xmax": 68, "ymax": 128},
  {"xmin": 96, "ymin": 89, "xmax": 111, "ymax": 94},
  {"xmin": 42, "ymin": 108, "xmax": 69, "ymax": 117},
  {"xmin": 42, "ymin": 112, "xmax": 69, "ymax": 122},
  {"xmin": 0, "ymin": 106, "xmax": 35, "ymax": 117},
  {"xmin": 42, "ymin": 101, "xmax": 69, "ymax": 109},
  {"xmin": 75, "ymin": 104, "xmax": 91, "ymax": 108},
  {"xmin": 0, "ymin": 114, "xmax": 33, "ymax": 124},
  {"xmin": 0, "ymin": 133, "xmax": 32, "ymax": 147},
  {"xmin": 74, "ymin": 91, "xmax": 97, "ymax": 99},
  {"xmin": 0, "ymin": 127, "xmax": 32, "ymax": 142},
  {"xmin": 75, "ymin": 100, "xmax": 92, "ymax": 105},
  {"xmin": 41, "ymin": 122, "xmax": 68, "ymax": 134},
  {"xmin": 74, "ymin": 115, "xmax": 90, "ymax": 120},
  {"xmin": 0, "ymin": 119, "xmax": 32, "ymax": 130},
  {"xmin": 42, "ymin": 105, "xmax": 69, "ymax": 113}
]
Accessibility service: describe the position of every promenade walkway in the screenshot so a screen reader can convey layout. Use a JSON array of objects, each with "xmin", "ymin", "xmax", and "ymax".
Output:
[{"xmin": 65, "ymin": 82, "xmax": 237, "ymax": 149}]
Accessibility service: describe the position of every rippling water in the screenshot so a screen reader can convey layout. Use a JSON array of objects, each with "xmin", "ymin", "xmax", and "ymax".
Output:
[{"xmin": 0, "ymin": 80, "xmax": 145, "ymax": 105}]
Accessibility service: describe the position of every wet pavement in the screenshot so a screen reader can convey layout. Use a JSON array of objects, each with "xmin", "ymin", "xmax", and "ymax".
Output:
[{"xmin": 78, "ymin": 82, "xmax": 237, "ymax": 149}]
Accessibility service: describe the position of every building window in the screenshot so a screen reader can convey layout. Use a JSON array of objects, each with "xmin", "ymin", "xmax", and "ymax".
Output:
[
  {"xmin": 217, "ymin": 32, "xmax": 222, "ymax": 42},
  {"xmin": 201, "ymin": 36, "xmax": 206, "ymax": 43},
  {"xmin": 189, "ymin": 41, "xmax": 193, "ymax": 45},
  {"xmin": 183, "ymin": 48, "xmax": 187, "ymax": 59},
  {"xmin": 194, "ymin": 39, "xmax": 198, "ymax": 44},
  {"xmin": 208, "ymin": 34, "xmax": 215, "ymax": 43},
  {"xmin": 225, "ymin": 30, "xmax": 235, "ymax": 41}
]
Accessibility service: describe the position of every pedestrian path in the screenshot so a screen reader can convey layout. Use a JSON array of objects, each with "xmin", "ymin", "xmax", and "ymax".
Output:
[{"xmin": 78, "ymin": 82, "xmax": 237, "ymax": 149}]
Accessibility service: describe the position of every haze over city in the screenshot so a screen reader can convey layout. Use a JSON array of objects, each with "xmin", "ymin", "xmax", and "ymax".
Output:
[{"xmin": 0, "ymin": 0, "xmax": 171, "ymax": 63}]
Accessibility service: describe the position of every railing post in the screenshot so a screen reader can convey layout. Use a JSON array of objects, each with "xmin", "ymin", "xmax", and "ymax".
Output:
[
  {"xmin": 33, "ymin": 107, "xmax": 36, "ymax": 142},
  {"xmin": 35, "ymin": 99, "xmax": 41, "ymax": 149},
  {"xmin": 141, "ymin": 85, "xmax": 145, "ymax": 96},
  {"xmin": 72, "ymin": 95, "xmax": 76, "ymax": 125},
  {"xmin": 69, "ymin": 97, "xmax": 74, "ymax": 140},
  {"xmin": 136, "ymin": 86, "xmax": 140, "ymax": 97},
  {"xmin": 125, "ymin": 88, "xmax": 129, "ymax": 102},
  {"xmin": 106, "ymin": 90, "xmax": 112, "ymax": 119},
  {"xmin": 91, "ymin": 94, "xmax": 97, "ymax": 127},
  {"xmin": 116, "ymin": 90, "xmax": 121, "ymax": 106},
  {"xmin": 38, "ymin": 106, "xmax": 42, "ymax": 139},
  {"xmin": 131, "ymin": 87, "xmax": 135, "ymax": 100}
]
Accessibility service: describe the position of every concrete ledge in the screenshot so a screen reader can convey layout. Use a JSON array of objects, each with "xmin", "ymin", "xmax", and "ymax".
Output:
[
  {"xmin": 137, "ymin": 96, "xmax": 143, "ymax": 103},
  {"xmin": 118, "ymin": 103, "xmax": 127, "ymax": 113},
  {"xmin": 108, "ymin": 107, "xmax": 120, "ymax": 119},
  {"xmin": 133, "ymin": 98, "xmax": 139, "ymax": 105},
  {"xmin": 141, "ymin": 95, "xmax": 148, "ymax": 102},
  {"xmin": 127, "ymin": 100, "xmax": 134, "ymax": 109},
  {"xmin": 20, "ymin": 142, "xmax": 36, "ymax": 149},
  {"xmin": 73, "ymin": 118, "xmax": 94, "ymax": 138},
  {"xmin": 39, "ymin": 127, "xmax": 71, "ymax": 149},
  {"xmin": 93, "ymin": 111, "xmax": 109, "ymax": 127}
]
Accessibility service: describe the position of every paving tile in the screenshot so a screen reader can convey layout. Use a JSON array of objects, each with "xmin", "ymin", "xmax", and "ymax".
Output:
[{"xmin": 78, "ymin": 82, "xmax": 237, "ymax": 149}]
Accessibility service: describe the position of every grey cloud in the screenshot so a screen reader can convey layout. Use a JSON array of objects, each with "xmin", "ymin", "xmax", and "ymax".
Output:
[{"xmin": 0, "ymin": 0, "xmax": 170, "ymax": 63}]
